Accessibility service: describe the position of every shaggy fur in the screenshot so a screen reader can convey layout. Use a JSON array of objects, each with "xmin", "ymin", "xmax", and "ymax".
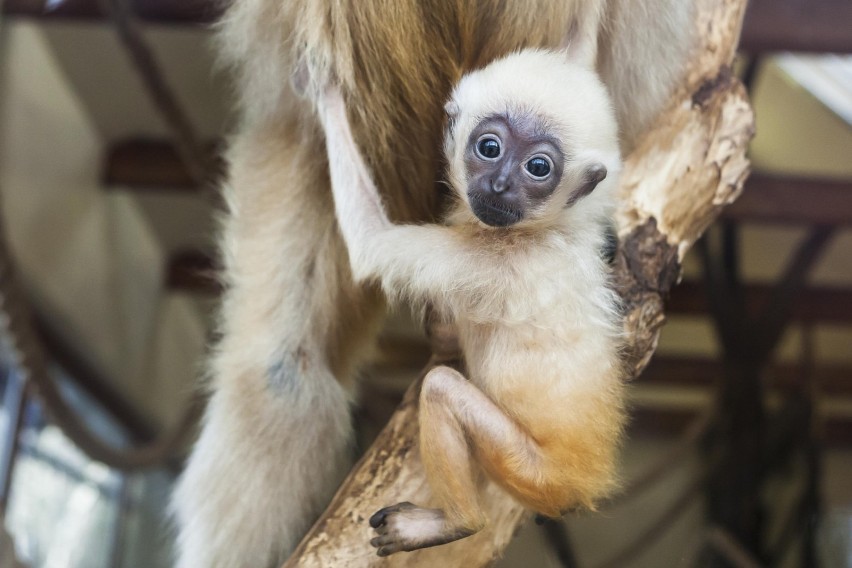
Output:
[{"xmin": 172, "ymin": 1, "xmax": 694, "ymax": 566}]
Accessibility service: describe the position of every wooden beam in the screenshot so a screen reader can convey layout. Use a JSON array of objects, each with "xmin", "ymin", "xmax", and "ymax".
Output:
[
  {"xmin": 3, "ymin": 0, "xmax": 220, "ymax": 24},
  {"xmin": 723, "ymin": 173, "xmax": 852, "ymax": 226},
  {"xmin": 7, "ymin": 0, "xmax": 851, "ymax": 55},
  {"xmin": 668, "ymin": 279, "xmax": 852, "ymax": 324},
  {"xmin": 639, "ymin": 355, "xmax": 852, "ymax": 396},
  {"xmin": 740, "ymin": 0, "xmax": 852, "ymax": 54},
  {"xmin": 629, "ymin": 407, "xmax": 852, "ymax": 449},
  {"xmin": 103, "ymin": 138, "xmax": 221, "ymax": 190},
  {"xmin": 165, "ymin": 249, "xmax": 221, "ymax": 295}
]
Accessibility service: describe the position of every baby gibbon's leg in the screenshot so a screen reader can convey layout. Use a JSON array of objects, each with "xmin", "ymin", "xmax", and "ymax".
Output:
[{"xmin": 370, "ymin": 366, "xmax": 555, "ymax": 556}]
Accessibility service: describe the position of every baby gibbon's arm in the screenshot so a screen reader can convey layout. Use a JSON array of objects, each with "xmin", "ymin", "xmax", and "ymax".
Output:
[{"xmin": 317, "ymin": 88, "xmax": 472, "ymax": 294}]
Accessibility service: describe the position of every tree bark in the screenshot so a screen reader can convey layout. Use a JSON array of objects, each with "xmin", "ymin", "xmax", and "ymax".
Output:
[{"xmin": 284, "ymin": 0, "xmax": 754, "ymax": 565}]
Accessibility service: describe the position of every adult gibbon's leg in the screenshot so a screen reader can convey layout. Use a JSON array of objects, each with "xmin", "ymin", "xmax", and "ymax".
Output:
[
  {"xmin": 600, "ymin": 0, "xmax": 695, "ymax": 150},
  {"xmin": 172, "ymin": 116, "xmax": 384, "ymax": 568}
]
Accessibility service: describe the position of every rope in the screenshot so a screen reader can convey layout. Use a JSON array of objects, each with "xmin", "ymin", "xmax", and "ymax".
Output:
[
  {"xmin": 0, "ymin": 197, "xmax": 203, "ymax": 469},
  {"xmin": 0, "ymin": 0, "xmax": 219, "ymax": 469},
  {"xmin": 97, "ymin": 0, "xmax": 214, "ymax": 193}
]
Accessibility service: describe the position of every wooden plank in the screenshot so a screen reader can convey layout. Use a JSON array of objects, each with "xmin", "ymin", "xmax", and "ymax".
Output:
[
  {"xmin": 103, "ymin": 138, "xmax": 221, "ymax": 190},
  {"xmin": 165, "ymin": 249, "xmax": 221, "ymax": 295},
  {"xmin": 3, "ymin": 0, "xmax": 219, "ymax": 24},
  {"xmin": 740, "ymin": 0, "xmax": 852, "ymax": 54},
  {"xmin": 723, "ymin": 173, "xmax": 852, "ymax": 226},
  {"xmin": 639, "ymin": 355, "xmax": 852, "ymax": 396},
  {"xmin": 6, "ymin": 0, "xmax": 851, "ymax": 55},
  {"xmin": 630, "ymin": 407, "xmax": 852, "ymax": 448},
  {"xmin": 668, "ymin": 279, "xmax": 852, "ymax": 324}
]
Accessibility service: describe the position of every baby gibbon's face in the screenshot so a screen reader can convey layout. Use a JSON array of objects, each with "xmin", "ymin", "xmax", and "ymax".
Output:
[{"xmin": 463, "ymin": 113, "xmax": 565, "ymax": 227}]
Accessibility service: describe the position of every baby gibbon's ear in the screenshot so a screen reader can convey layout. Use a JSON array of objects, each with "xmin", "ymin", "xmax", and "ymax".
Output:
[{"xmin": 566, "ymin": 162, "xmax": 607, "ymax": 206}]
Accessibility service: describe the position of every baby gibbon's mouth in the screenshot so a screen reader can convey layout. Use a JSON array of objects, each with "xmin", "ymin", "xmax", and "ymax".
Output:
[{"xmin": 468, "ymin": 194, "xmax": 523, "ymax": 227}]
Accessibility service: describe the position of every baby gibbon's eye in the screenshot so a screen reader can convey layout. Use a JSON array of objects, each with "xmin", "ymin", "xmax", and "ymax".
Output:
[
  {"xmin": 476, "ymin": 137, "xmax": 501, "ymax": 160},
  {"xmin": 525, "ymin": 156, "xmax": 552, "ymax": 179}
]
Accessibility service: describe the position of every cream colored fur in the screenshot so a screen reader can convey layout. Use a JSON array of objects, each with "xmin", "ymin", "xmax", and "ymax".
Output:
[{"xmin": 173, "ymin": 1, "xmax": 694, "ymax": 566}]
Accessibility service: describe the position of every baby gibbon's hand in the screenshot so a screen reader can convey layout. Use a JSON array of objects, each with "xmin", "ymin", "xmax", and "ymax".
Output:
[{"xmin": 316, "ymin": 85, "xmax": 345, "ymax": 124}]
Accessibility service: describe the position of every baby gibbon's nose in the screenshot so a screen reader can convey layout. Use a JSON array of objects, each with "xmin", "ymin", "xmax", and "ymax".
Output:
[{"xmin": 491, "ymin": 176, "xmax": 510, "ymax": 194}]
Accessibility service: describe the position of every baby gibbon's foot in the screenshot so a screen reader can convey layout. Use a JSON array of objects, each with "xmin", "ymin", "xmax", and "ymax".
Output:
[{"xmin": 368, "ymin": 502, "xmax": 475, "ymax": 556}]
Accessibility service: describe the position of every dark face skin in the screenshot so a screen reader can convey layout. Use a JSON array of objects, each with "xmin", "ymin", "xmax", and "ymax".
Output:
[{"xmin": 463, "ymin": 114, "xmax": 565, "ymax": 227}]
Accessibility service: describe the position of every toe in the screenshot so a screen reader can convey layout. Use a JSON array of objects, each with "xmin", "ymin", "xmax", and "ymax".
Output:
[
  {"xmin": 373, "ymin": 523, "xmax": 388, "ymax": 536},
  {"xmin": 377, "ymin": 545, "xmax": 401, "ymax": 557},
  {"xmin": 369, "ymin": 502, "xmax": 417, "ymax": 528},
  {"xmin": 370, "ymin": 535, "xmax": 395, "ymax": 548},
  {"xmin": 369, "ymin": 509, "xmax": 389, "ymax": 528}
]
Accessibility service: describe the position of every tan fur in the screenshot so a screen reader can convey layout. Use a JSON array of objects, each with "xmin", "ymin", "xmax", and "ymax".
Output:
[
  {"xmin": 174, "ymin": 1, "xmax": 694, "ymax": 566},
  {"xmin": 319, "ymin": 50, "xmax": 625, "ymax": 555}
]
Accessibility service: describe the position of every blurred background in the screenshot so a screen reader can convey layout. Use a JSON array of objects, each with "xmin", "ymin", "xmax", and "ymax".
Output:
[{"xmin": 0, "ymin": 1, "xmax": 850, "ymax": 567}]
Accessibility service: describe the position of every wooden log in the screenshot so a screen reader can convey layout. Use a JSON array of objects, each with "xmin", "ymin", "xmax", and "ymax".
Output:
[{"xmin": 283, "ymin": 0, "xmax": 754, "ymax": 566}]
